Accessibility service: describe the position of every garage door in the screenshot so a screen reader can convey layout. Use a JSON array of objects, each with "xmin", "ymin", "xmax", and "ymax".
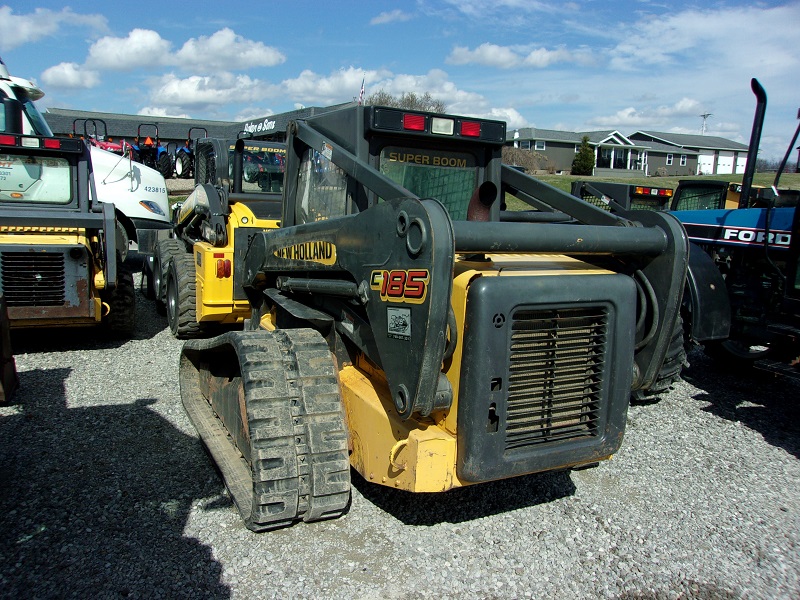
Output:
[
  {"xmin": 698, "ymin": 151, "xmax": 715, "ymax": 175},
  {"xmin": 717, "ymin": 151, "xmax": 734, "ymax": 175},
  {"xmin": 735, "ymin": 154, "xmax": 747, "ymax": 174}
]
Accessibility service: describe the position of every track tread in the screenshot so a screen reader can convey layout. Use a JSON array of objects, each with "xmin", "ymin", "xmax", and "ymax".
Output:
[{"xmin": 180, "ymin": 329, "xmax": 350, "ymax": 532}]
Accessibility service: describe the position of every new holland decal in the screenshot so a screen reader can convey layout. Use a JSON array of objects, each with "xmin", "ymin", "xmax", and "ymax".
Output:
[{"xmin": 274, "ymin": 241, "xmax": 337, "ymax": 265}]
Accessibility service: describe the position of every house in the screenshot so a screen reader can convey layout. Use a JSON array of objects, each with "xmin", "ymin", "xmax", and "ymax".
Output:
[
  {"xmin": 508, "ymin": 127, "xmax": 748, "ymax": 177},
  {"xmin": 629, "ymin": 131, "xmax": 749, "ymax": 175},
  {"xmin": 508, "ymin": 128, "xmax": 656, "ymax": 176}
]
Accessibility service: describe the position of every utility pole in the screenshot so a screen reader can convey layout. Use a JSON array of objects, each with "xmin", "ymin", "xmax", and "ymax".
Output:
[{"xmin": 700, "ymin": 113, "xmax": 713, "ymax": 135}]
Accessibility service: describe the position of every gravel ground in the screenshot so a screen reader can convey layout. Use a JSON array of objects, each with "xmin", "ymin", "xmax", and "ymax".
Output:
[{"xmin": 1, "ymin": 267, "xmax": 798, "ymax": 599}]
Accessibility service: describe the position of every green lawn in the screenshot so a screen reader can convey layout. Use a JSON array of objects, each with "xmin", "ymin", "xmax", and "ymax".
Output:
[{"xmin": 505, "ymin": 171, "xmax": 800, "ymax": 211}]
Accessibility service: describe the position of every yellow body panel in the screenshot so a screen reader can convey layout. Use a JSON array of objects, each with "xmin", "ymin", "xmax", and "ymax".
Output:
[
  {"xmin": 193, "ymin": 202, "xmax": 280, "ymax": 324},
  {"xmin": 0, "ymin": 230, "xmax": 105, "ymax": 328},
  {"xmin": 340, "ymin": 363, "xmax": 462, "ymax": 492}
]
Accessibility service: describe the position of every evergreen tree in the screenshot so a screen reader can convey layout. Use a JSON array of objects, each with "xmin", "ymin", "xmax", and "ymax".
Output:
[{"xmin": 571, "ymin": 136, "xmax": 595, "ymax": 175}]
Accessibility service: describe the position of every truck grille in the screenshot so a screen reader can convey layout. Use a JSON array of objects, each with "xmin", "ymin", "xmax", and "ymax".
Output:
[
  {"xmin": 0, "ymin": 252, "xmax": 66, "ymax": 306},
  {"xmin": 505, "ymin": 307, "xmax": 606, "ymax": 449}
]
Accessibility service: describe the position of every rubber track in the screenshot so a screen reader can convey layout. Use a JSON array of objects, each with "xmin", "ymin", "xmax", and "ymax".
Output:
[
  {"xmin": 180, "ymin": 329, "xmax": 351, "ymax": 531},
  {"xmin": 168, "ymin": 252, "xmax": 203, "ymax": 339},
  {"xmin": 632, "ymin": 313, "xmax": 688, "ymax": 403}
]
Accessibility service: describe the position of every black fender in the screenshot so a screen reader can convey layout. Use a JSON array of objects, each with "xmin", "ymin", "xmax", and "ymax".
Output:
[{"xmin": 685, "ymin": 242, "xmax": 730, "ymax": 342}]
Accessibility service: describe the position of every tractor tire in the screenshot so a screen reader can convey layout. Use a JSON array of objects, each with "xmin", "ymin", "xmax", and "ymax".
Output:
[
  {"xmin": 157, "ymin": 152, "xmax": 174, "ymax": 179},
  {"xmin": 102, "ymin": 262, "xmax": 136, "ymax": 338},
  {"xmin": 631, "ymin": 313, "xmax": 688, "ymax": 404},
  {"xmin": 179, "ymin": 328, "xmax": 351, "ymax": 532},
  {"xmin": 166, "ymin": 251, "xmax": 203, "ymax": 339},
  {"xmin": 243, "ymin": 162, "xmax": 259, "ymax": 183},
  {"xmin": 175, "ymin": 153, "xmax": 192, "ymax": 179},
  {"xmin": 153, "ymin": 238, "xmax": 184, "ymax": 313}
]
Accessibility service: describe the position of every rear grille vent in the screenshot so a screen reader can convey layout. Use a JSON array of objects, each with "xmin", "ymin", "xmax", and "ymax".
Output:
[
  {"xmin": 1, "ymin": 252, "xmax": 66, "ymax": 306},
  {"xmin": 505, "ymin": 306, "xmax": 607, "ymax": 450}
]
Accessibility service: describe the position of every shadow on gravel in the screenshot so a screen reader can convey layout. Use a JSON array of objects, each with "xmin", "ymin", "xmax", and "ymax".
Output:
[
  {"xmin": 682, "ymin": 349, "xmax": 800, "ymax": 458},
  {"xmin": 0, "ymin": 368, "xmax": 230, "ymax": 598},
  {"xmin": 353, "ymin": 468, "xmax": 576, "ymax": 526}
]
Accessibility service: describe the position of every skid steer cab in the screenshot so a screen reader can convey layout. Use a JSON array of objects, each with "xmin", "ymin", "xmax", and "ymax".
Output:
[
  {"xmin": 179, "ymin": 105, "xmax": 689, "ymax": 531},
  {"xmin": 0, "ymin": 114, "xmax": 135, "ymax": 336},
  {"xmin": 150, "ymin": 138, "xmax": 286, "ymax": 338}
]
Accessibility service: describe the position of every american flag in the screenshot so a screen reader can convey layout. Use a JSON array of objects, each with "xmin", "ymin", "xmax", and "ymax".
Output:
[{"xmin": 357, "ymin": 77, "xmax": 365, "ymax": 105}]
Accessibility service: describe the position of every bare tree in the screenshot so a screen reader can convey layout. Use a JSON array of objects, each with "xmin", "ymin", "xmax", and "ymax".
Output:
[{"xmin": 365, "ymin": 89, "xmax": 447, "ymax": 113}]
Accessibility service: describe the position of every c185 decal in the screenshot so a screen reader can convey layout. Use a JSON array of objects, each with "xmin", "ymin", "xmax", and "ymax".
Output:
[{"xmin": 370, "ymin": 269, "xmax": 429, "ymax": 304}]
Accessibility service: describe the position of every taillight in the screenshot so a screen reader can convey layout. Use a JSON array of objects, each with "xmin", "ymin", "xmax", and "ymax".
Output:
[
  {"xmin": 403, "ymin": 114, "xmax": 425, "ymax": 131},
  {"xmin": 0, "ymin": 134, "xmax": 16, "ymax": 146},
  {"xmin": 216, "ymin": 259, "xmax": 231, "ymax": 278},
  {"xmin": 460, "ymin": 121, "xmax": 481, "ymax": 137},
  {"xmin": 44, "ymin": 138, "xmax": 61, "ymax": 149}
]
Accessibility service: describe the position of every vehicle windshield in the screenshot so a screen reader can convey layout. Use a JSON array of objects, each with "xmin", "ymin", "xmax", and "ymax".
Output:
[
  {"xmin": 3, "ymin": 85, "xmax": 54, "ymax": 136},
  {"xmin": 229, "ymin": 143, "xmax": 286, "ymax": 193},
  {"xmin": 672, "ymin": 185, "xmax": 726, "ymax": 211},
  {"xmin": 379, "ymin": 146, "xmax": 477, "ymax": 220},
  {"xmin": 0, "ymin": 153, "xmax": 72, "ymax": 204}
]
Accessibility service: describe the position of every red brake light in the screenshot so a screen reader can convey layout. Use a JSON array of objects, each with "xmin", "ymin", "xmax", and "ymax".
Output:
[
  {"xmin": 403, "ymin": 114, "xmax": 425, "ymax": 131},
  {"xmin": 216, "ymin": 259, "xmax": 231, "ymax": 278},
  {"xmin": 44, "ymin": 138, "xmax": 61, "ymax": 149},
  {"xmin": 0, "ymin": 134, "xmax": 16, "ymax": 146},
  {"xmin": 460, "ymin": 121, "xmax": 481, "ymax": 137}
]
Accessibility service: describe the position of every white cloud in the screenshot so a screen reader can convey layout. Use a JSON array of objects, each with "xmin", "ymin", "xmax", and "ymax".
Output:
[
  {"xmin": 234, "ymin": 108, "xmax": 275, "ymax": 122},
  {"xmin": 174, "ymin": 28, "xmax": 285, "ymax": 71},
  {"xmin": 609, "ymin": 4, "xmax": 800, "ymax": 75},
  {"xmin": 40, "ymin": 62, "xmax": 100, "ymax": 89},
  {"xmin": 0, "ymin": 6, "xmax": 107, "ymax": 51},
  {"xmin": 447, "ymin": 43, "xmax": 594, "ymax": 69},
  {"xmin": 137, "ymin": 106, "xmax": 191, "ymax": 119},
  {"xmin": 282, "ymin": 67, "xmax": 380, "ymax": 105},
  {"xmin": 148, "ymin": 72, "xmax": 273, "ymax": 111},
  {"xmin": 87, "ymin": 29, "xmax": 172, "ymax": 70},
  {"xmin": 370, "ymin": 10, "xmax": 413, "ymax": 25},
  {"xmin": 587, "ymin": 98, "xmax": 707, "ymax": 129},
  {"xmin": 448, "ymin": 43, "xmax": 520, "ymax": 68}
]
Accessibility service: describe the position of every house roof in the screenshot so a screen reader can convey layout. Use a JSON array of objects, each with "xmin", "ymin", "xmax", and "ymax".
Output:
[
  {"xmin": 631, "ymin": 130, "xmax": 748, "ymax": 152},
  {"xmin": 44, "ymin": 107, "xmax": 237, "ymax": 141},
  {"xmin": 43, "ymin": 103, "xmax": 351, "ymax": 143},
  {"xmin": 509, "ymin": 127, "xmax": 647, "ymax": 148}
]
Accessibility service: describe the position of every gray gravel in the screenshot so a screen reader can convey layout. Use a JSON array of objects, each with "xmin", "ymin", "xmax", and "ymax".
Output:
[{"xmin": 1, "ymin": 269, "xmax": 798, "ymax": 599}]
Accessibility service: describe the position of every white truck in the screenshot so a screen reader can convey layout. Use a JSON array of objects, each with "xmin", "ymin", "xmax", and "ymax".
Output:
[{"xmin": 0, "ymin": 57, "xmax": 171, "ymax": 280}]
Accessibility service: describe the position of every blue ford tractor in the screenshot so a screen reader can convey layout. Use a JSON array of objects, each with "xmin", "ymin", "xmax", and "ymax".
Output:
[{"xmin": 671, "ymin": 80, "xmax": 800, "ymax": 376}]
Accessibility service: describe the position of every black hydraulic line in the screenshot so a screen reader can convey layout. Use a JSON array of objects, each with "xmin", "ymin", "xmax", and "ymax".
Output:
[
  {"xmin": 452, "ymin": 221, "xmax": 667, "ymax": 256},
  {"xmin": 277, "ymin": 277, "xmax": 361, "ymax": 299},
  {"xmin": 738, "ymin": 79, "xmax": 767, "ymax": 209},
  {"xmin": 634, "ymin": 270, "xmax": 659, "ymax": 351}
]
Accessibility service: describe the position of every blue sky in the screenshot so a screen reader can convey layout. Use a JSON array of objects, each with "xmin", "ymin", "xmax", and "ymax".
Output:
[{"xmin": 1, "ymin": 1, "xmax": 798, "ymax": 160}]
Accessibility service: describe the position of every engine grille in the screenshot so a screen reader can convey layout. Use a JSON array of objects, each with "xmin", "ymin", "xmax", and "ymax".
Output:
[
  {"xmin": 505, "ymin": 306, "xmax": 607, "ymax": 450},
  {"xmin": 0, "ymin": 252, "xmax": 66, "ymax": 306}
]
